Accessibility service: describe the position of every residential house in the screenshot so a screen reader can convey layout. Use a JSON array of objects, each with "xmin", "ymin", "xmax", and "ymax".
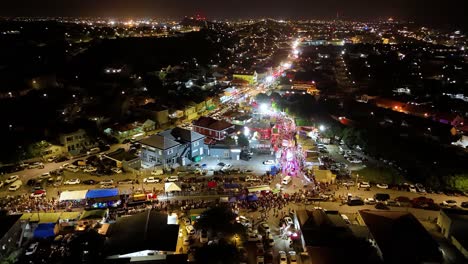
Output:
[
  {"xmin": 41, "ymin": 144, "xmax": 66, "ymax": 160},
  {"xmin": 59, "ymin": 129, "xmax": 94, "ymax": 156},
  {"xmin": 357, "ymin": 210, "xmax": 442, "ymax": 264},
  {"xmin": 138, "ymin": 103, "xmax": 170, "ymax": 127},
  {"xmin": 437, "ymin": 209, "xmax": 468, "ymax": 258},
  {"xmin": 104, "ymin": 119, "xmax": 155, "ymax": 143},
  {"xmin": 183, "ymin": 104, "xmax": 198, "ymax": 121},
  {"xmin": 233, "ymin": 70, "xmax": 258, "ymax": 85},
  {"xmin": 192, "ymin": 116, "xmax": 235, "ymax": 141},
  {"xmin": 139, "ymin": 127, "xmax": 205, "ymax": 169},
  {"xmin": 103, "ymin": 148, "xmax": 141, "ymax": 171}
]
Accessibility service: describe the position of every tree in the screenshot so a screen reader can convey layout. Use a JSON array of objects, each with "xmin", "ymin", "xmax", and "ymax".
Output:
[
  {"xmin": 194, "ymin": 206, "xmax": 246, "ymax": 240},
  {"xmin": 237, "ymin": 134, "xmax": 249, "ymax": 147},
  {"xmin": 194, "ymin": 240, "xmax": 240, "ymax": 264}
]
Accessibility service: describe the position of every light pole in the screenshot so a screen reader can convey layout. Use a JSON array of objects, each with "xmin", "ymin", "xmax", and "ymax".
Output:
[{"xmin": 355, "ymin": 173, "xmax": 359, "ymax": 192}]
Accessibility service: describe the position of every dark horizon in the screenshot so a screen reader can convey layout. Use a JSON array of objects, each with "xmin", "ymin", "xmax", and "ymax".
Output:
[{"xmin": 0, "ymin": 0, "xmax": 467, "ymax": 30}]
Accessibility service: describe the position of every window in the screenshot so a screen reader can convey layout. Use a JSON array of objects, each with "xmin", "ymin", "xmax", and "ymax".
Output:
[
  {"xmin": 224, "ymin": 151, "xmax": 230, "ymax": 158},
  {"xmin": 159, "ymin": 150, "xmax": 162, "ymax": 155},
  {"xmin": 149, "ymin": 155, "xmax": 157, "ymax": 163},
  {"xmin": 167, "ymin": 149, "xmax": 174, "ymax": 155},
  {"xmin": 194, "ymin": 141, "xmax": 199, "ymax": 147}
]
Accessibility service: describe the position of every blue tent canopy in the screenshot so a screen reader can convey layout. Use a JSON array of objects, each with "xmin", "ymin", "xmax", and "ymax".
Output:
[
  {"xmin": 238, "ymin": 194, "xmax": 246, "ymax": 201},
  {"xmin": 86, "ymin": 188, "xmax": 119, "ymax": 199},
  {"xmin": 247, "ymin": 194, "xmax": 258, "ymax": 202},
  {"xmin": 224, "ymin": 183, "xmax": 240, "ymax": 189},
  {"xmin": 228, "ymin": 197, "xmax": 237, "ymax": 203},
  {"xmin": 33, "ymin": 223, "xmax": 55, "ymax": 239}
]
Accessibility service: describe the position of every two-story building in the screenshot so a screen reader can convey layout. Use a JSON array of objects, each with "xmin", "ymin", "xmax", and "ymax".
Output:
[
  {"xmin": 192, "ymin": 116, "xmax": 235, "ymax": 141},
  {"xmin": 139, "ymin": 127, "xmax": 205, "ymax": 169},
  {"xmin": 138, "ymin": 103, "xmax": 170, "ymax": 127},
  {"xmin": 59, "ymin": 129, "xmax": 94, "ymax": 156}
]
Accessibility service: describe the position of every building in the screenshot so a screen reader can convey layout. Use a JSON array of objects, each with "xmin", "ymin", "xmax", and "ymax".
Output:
[
  {"xmin": 233, "ymin": 70, "xmax": 258, "ymax": 85},
  {"xmin": 358, "ymin": 210, "xmax": 442, "ymax": 264},
  {"xmin": 139, "ymin": 127, "xmax": 205, "ymax": 168},
  {"xmin": 192, "ymin": 116, "xmax": 235, "ymax": 141},
  {"xmin": 207, "ymin": 144, "xmax": 241, "ymax": 160},
  {"xmin": 0, "ymin": 214, "xmax": 23, "ymax": 259},
  {"xmin": 296, "ymin": 209, "xmax": 380, "ymax": 264},
  {"xmin": 59, "ymin": 129, "xmax": 94, "ymax": 156},
  {"xmin": 104, "ymin": 210, "xmax": 179, "ymax": 261},
  {"xmin": 138, "ymin": 103, "xmax": 170, "ymax": 126},
  {"xmin": 103, "ymin": 148, "xmax": 141, "ymax": 171},
  {"xmin": 104, "ymin": 119, "xmax": 155, "ymax": 143},
  {"xmin": 437, "ymin": 209, "xmax": 468, "ymax": 258}
]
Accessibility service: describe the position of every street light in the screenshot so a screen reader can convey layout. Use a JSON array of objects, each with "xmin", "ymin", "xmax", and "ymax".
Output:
[{"xmin": 319, "ymin": 125, "xmax": 326, "ymax": 132}]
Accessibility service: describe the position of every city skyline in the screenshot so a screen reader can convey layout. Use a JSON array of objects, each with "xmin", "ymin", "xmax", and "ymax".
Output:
[{"xmin": 0, "ymin": 0, "xmax": 467, "ymax": 29}]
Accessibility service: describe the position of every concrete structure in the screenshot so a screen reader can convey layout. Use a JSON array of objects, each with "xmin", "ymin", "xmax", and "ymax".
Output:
[
  {"xmin": 208, "ymin": 144, "xmax": 241, "ymax": 160},
  {"xmin": 0, "ymin": 215, "xmax": 23, "ymax": 259},
  {"xmin": 437, "ymin": 209, "xmax": 468, "ymax": 258},
  {"xmin": 59, "ymin": 129, "xmax": 94, "ymax": 156},
  {"xmin": 139, "ymin": 127, "xmax": 205, "ymax": 169},
  {"xmin": 192, "ymin": 116, "xmax": 235, "ymax": 141},
  {"xmin": 357, "ymin": 210, "xmax": 442, "ymax": 264}
]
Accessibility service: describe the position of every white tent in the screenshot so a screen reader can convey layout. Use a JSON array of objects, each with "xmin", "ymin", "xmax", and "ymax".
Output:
[
  {"xmin": 59, "ymin": 190, "xmax": 88, "ymax": 201},
  {"xmin": 164, "ymin": 182, "xmax": 181, "ymax": 192}
]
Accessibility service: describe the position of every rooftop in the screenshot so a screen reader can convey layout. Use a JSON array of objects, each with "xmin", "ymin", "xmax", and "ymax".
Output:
[{"xmin": 193, "ymin": 116, "xmax": 234, "ymax": 131}]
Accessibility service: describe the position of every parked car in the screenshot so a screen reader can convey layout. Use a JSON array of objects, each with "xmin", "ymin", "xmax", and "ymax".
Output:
[
  {"xmin": 83, "ymin": 167, "xmax": 97, "ymax": 173},
  {"xmin": 408, "ymin": 185, "xmax": 417, "ymax": 193},
  {"xmin": 221, "ymin": 164, "xmax": 232, "ymax": 171},
  {"xmin": 100, "ymin": 183, "xmax": 115, "ymax": 189},
  {"xmin": 117, "ymin": 179, "xmax": 134, "ymax": 184},
  {"xmin": 283, "ymin": 217, "xmax": 293, "ymax": 227},
  {"xmin": 5, "ymin": 175, "xmax": 19, "ymax": 184},
  {"xmin": 374, "ymin": 193, "xmax": 390, "ymax": 202},
  {"xmin": 9, "ymin": 180, "xmax": 22, "ymax": 191},
  {"xmin": 82, "ymin": 179, "xmax": 98, "ymax": 185},
  {"xmin": 100, "ymin": 179, "xmax": 114, "ymax": 185},
  {"xmin": 375, "ymin": 202, "xmax": 390, "ymax": 210},
  {"xmin": 30, "ymin": 190, "xmax": 47, "ymax": 198},
  {"xmin": 143, "ymin": 177, "xmax": 160, "ymax": 183},
  {"xmin": 151, "ymin": 169, "xmax": 164, "ymax": 176},
  {"xmin": 248, "ymin": 233, "xmax": 261, "ymax": 242},
  {"xmin": 0, "ymin": 181, "xmax": 4, "ymax": 188},
  {"xmin": 359, "ymin": 182, "xmax": 370, "ymax": 188},
  {"xmin": 442, "ymin": 200, "xmax": 457, "ymax": 208},
  {"xmin": 461, "ymin": 202, "xmax": 468, "ymax": 208},
  {"xmin": 364, "ymin": 197, "xmax": 376, "ymax": 205},
  {"xmin": 263, "ymin": 160, "xmax": 275, "ymax": 165},
  {"xmin": 39, "ymin": 173, "xmax": 51, "ymax": 179},
  {"xmin": 28, "ymin": 162, "xmax": 44, "ymax": 169},
  {"xmin": 165, "ymin": 176, "xmax": 179, "ymax": 182},
  {"xmin": 415, "ymin": 183, "xmax": 426, "ymax": 193},
  {"xmin": 25, "ymin": 242, "xmax": 39, "ymax": 256},
  {"xmin": 64, "ymin": 178, "xmax": 80, "ymax": 185},
  {"xmin": 376, "ymin": 183, "xmax": 389, "ymax": 189}
]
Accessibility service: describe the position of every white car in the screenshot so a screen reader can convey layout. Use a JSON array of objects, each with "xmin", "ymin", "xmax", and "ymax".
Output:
[
  {"xmin": 64, "ymin": 178, "xmax": 80, "ymax": 185},
  {"xmin": 151, "ymin": 169, "xmax": 164, "ymax": 176},
  {"xmin": 100, "ymin": 183, "xmax": 115, "ymax": 189},
  {"xmin": 364, "ymin": 197, "xmax": 376, "ymax": 205},
  {"xmin": 263, "ymin": 160, "xmax": 275, "ymax": 165},
  {"xmin": 165, "ymin": 176, "xmax": 179, "ymax": 182},
  {"xmin": 359, "ymin": 182, "xmax": 370, "ymax": 188},
  {"xmin": 279, "ymin": 251, "xmax": 288, "ymax": 264},
  {"xmin": 283, "ymin": 217, "xmax": 293, "ymax": 227},
  {"xmin": 0, "ymin": 181, "xmax": 4, "ymax": 188},
  {"xmin": 83, "ymin": 167, "xmax": 97, "ymax": 173},
  {"xmin": 100, "ymin": 179, "xmax": 114, "ymax": 185},
  {"xmin": 111, "ymin": 168, "xmax": 122, "ymax": 174},
  {"xmin": 442, "ymin": 200, "xmax": 457, "ymax": 208},
  {"xmin": 221, "ymin": 164, "xmax": 232, "ymax": 171},
  {"xmin": 9, "ymin": 182, "xmax": 22, "ymax": 191},
  {"xmin": 289, "ymin": 251, "xmax": 297, "ymax": 263},
  {"xmin": 409, "ymin": 185, "xmax": 417, "ymax": 193},
  {"xmin": 260, "ymin": 223, "xmax": 270, "ymax": 234},
  {"xmin": 39, "ymin": 173, "xmax": 51, "ymax": 179},
  {"xmin": 60, "ymin": 163, "xmax": 70, "ymax": 169},
  {"xmin": 143, "ymin": 177, "xmax": 160, "ymax": 183},
  {"xmin": 182, "ymin": 218, "xmax": 191, "ymax": 226},
  {"xmin": 25, "ymin": 242, "xmax": 39, "ymax": 256},
  {"xmin": 376, "ymin": 183, "xmax": 389, "ymax": 189},
  {"xmin": 5, "ymin": 175, "xmax": 19, "ymax": 184}
]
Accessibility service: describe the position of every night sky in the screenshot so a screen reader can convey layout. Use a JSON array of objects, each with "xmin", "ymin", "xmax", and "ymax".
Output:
[{"xmin": 0, "ymin": 0, "xmax": 467, "ymax": 28}]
